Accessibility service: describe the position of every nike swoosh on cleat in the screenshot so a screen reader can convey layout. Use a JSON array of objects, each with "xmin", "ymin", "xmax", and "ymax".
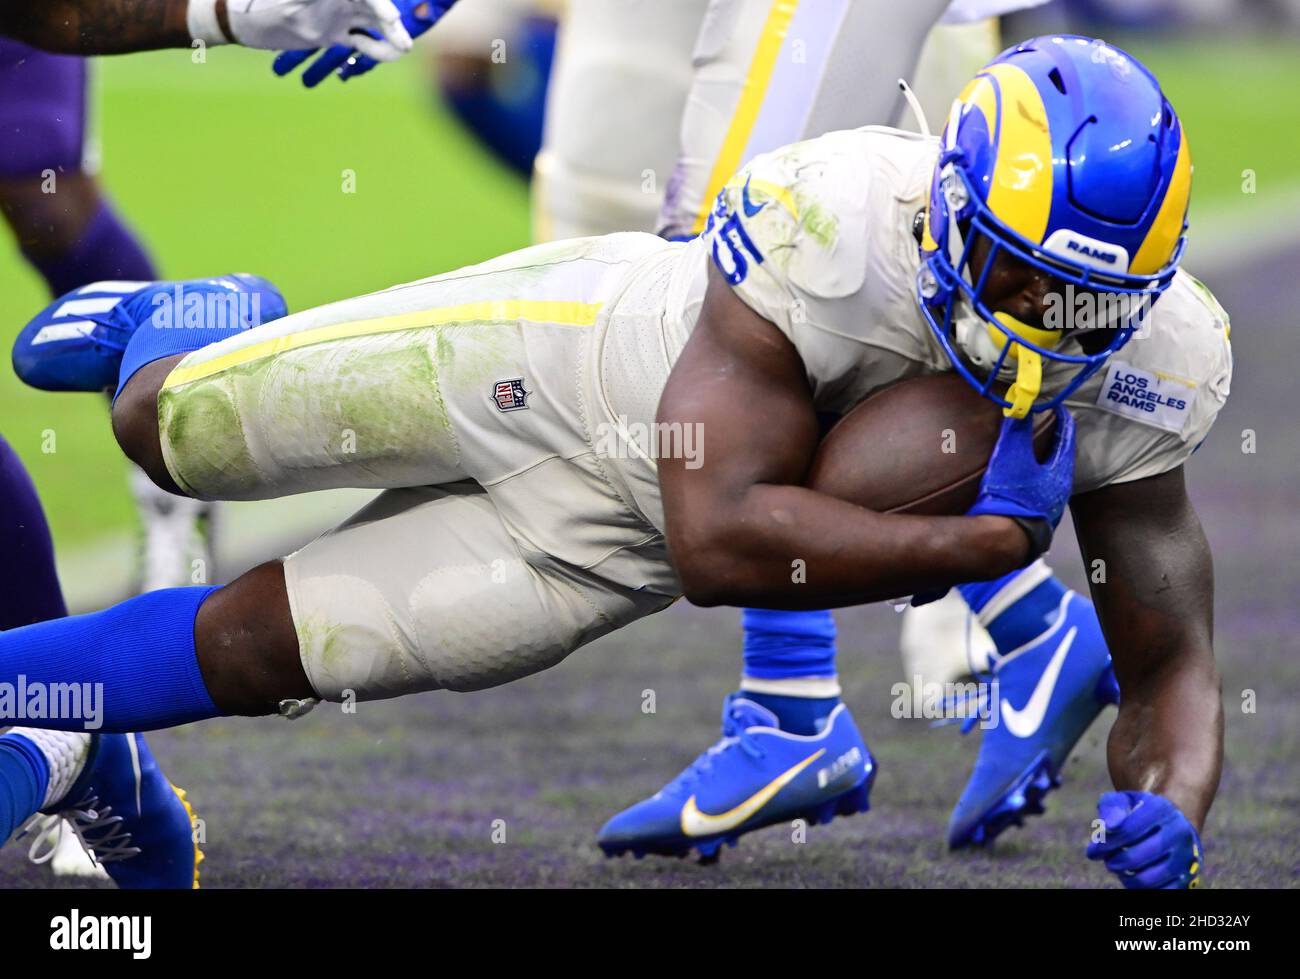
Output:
[
  {"xmin": 1001, "ymin": 626, "xmax": 1078, "ymax": 739},
  {"xmin": 679, "ymin": 749, "xmax": 825, "ymax": 837}
]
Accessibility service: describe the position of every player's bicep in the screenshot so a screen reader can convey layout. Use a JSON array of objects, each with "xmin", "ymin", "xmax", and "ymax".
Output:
[{"xmin": 657, "ymin": 265, "xmax": 819, "ymax": 530}]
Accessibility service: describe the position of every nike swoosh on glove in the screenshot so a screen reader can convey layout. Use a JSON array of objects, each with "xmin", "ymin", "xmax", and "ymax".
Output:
[
  {"xmin": 967, "ymin": 407, "xmax": 1076, "ymax": 561},
  {"xmin": 1086, "ymin": 790, "xmax": 1203, "ymax": 889}
]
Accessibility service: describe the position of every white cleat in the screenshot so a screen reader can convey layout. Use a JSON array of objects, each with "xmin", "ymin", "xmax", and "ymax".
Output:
[
  {"xmin": 899, "ymin": 589, "xmax": 996, "ymax": 690},
  {"xmin": 25, "ymin": 814, "xmax": 111, "ymax": 880},
  {"xmin": 129, "ymin": 464, "xmax": 219, "ymax": 591}
]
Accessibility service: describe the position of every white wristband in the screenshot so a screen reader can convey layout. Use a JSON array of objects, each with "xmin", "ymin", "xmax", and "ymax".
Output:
[{"xmin": 187, "ymin": 0, "xmax": 230, "ymax": 45}]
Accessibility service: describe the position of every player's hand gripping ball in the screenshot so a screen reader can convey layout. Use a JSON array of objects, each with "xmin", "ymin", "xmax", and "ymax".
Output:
[{"xmin": 967, "ymin": 407, "xmax": 1076, "ymax": 562}]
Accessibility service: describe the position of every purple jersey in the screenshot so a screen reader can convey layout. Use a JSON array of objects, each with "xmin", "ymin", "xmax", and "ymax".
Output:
[{"xmin": 0, "ymin": 38, "xmax": 88, "ymax": 178}]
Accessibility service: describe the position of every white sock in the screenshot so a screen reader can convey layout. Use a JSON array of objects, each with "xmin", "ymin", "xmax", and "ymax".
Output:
[
  {"xmin": 9, "ymin": 729, "xmax": 92, "ymax": 809},
  {"xmin": 739, "ymin": 674, "xmax": 842, "ymax": 698}
]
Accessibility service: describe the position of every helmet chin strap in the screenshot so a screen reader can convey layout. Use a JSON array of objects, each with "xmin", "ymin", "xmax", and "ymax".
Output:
[
  {"xmin": 951, "ymin": 305, "xmax": 1064, "ymax": 419},
  {"xmin": 990, "ymin": 312, "xmax": 1063, "ymax": 419}
]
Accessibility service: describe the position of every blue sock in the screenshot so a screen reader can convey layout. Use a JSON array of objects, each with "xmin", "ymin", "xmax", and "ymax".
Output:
[
  {"xmin": 0, "ymin": 733, "xmax": 50, "ymax": 844},
  {"xmin": 740, "ymin": 608, "xmax": 839, "ymax": 734},
  {"xmin": 741, "ymin": 608, "xmax": 838, "ymax": 678},
  {"xmin": 958, "ymin": 566, "xmax": 1069, "ymax": 656},
  {"xmin": 113, "ymin": 292, "xmax": 254, "ymax": 401},
  {"xmin": 0, "ymin": 586, "xmax": 223, "ymax": 733},
  {"xmin": 742, "ymin": 691, "xmax": 840, "ymax": 736}
]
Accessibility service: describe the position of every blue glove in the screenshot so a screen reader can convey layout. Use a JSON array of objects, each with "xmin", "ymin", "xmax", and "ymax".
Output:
[
  {"xmin": 273, "ymin": 0, "xmax": 454, "ymax": 88},
  {"xmin": 1087, "ymin": 791, "xmax": 1203, "ymax": 889},
  {"xmin": 967, "ymin": 407, "xmax": 1075, "ymax": 560}
]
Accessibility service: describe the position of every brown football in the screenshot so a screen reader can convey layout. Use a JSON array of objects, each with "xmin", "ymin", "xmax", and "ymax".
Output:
[{"xmin": 805, "ymin": 373, "xmax": 1057, "ymax": 516}]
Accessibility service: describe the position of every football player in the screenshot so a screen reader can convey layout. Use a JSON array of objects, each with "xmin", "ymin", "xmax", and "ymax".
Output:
[
  {"xmin": 529, "ymin": 0, "xmax": 1108, "ymax": 856},
  {"xmin": 3, "ymin": 37, "xmax": 1224, "ymax": 889}
]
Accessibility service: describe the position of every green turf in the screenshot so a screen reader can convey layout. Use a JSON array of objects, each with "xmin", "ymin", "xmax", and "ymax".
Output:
[
  {"xmin": 1111, "ymin": 34, "xmax": 1300, "ymax": 207},
  {"xmin": 1, "ymin": 37, "xmax": 1297, "ymax": 552}
]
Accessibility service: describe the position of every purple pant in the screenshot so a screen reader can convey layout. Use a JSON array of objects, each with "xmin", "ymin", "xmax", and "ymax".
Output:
[
  {"xmin": 0, "ymin": 37, "xmax": 88, "ymax": 178},
  {"xmin": 0, "ymin": 436, "xmax": 67, "ymax": 628}
]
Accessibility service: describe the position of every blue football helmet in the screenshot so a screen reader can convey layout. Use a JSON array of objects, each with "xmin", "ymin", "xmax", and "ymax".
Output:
[{"xmin": 917, "ymin": 36, "xmax": 1192, "ymax": 418}]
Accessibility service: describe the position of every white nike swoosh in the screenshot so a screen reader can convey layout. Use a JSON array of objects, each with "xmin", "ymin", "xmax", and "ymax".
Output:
[
  {"xmin": 679, "ymin": 749, "xmax": 825, "ymax": 837},
  {"xmin": 1001, "ymin": 626, "xmax": 1077, "ymax": 739}
]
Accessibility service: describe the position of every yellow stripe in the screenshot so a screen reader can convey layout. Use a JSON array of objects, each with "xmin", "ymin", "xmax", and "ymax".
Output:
[
  {"xmin": 162, "ymin": 300, "xmax": 604, "ymax": 390},
  {"xmin": 1131, "ymin": 129, "xmax": 1192, "ymax": 275},
  {"xmin": 982, "ymin": 63, "xmax": 1054, "ymax": 245},
  {"xmin": 689, "ymin": 0, "xmax": 799, "ymax": 236}
]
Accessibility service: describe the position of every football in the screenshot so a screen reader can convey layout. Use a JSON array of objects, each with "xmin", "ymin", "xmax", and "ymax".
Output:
[{"xmin": 806, "ymin": 373, "xmax": 1057, "ymax": 516}]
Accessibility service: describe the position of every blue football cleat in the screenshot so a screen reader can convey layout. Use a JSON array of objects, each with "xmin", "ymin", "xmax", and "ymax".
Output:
[
  {"xmin": 598, "ymin": 694, "xmax": 875, "ymax": 861},
  {"xmin": 40, "ymin": 733, "xmax": 202, "ymax": 889},
  {"xmin": 13, "ymin": 274, "xmax": 287, "ymax": 392},
  {"xmin": 947, "ymin": 590, "xmax": 1120, "ymax": 849}
]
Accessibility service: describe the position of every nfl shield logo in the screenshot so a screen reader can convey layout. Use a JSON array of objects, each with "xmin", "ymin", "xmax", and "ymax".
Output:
[{"xmin": 493, "ymin": 377, "xmax": 529, "ymax": 412}]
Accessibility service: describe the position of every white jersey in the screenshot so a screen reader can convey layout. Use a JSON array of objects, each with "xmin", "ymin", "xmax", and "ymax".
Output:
[{"xmin": 597, "ymin": 127, "xmax": 1233, "ymax": 529}]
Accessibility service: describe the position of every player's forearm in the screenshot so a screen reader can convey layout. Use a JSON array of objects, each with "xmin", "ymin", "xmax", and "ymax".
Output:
[
  {"xmin": 671, "ymin": 483, "xmax": 1030, "ymax": 609},
  {"xmin": 1072, "ymin": 468, "xmax": 1223, "ymax": 829},
  {"xmin": 1, "ymin": 0, "xmax": 196, "ymax": 54},
  {"xmin": 1103, "ymin": 531, "xmax": 1222, "ymax": 830},
  {"xmin": 1107, "ymin": 649, "xmax": 1222, "ymax": 830}
]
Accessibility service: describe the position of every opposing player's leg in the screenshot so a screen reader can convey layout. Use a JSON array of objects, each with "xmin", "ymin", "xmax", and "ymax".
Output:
[
  {"xmin": 599, "ymin": 608, "xmax": 874, "ymax": 860},
  {"xmin": 0, "ymin": 436, "xmax": 69, "ymax": 629},
  {"xmin": 0, "ymin": 437, "xmax": 201, "ymax": 886},
  {"xmin": 0, "ymin": 432, "xmax": 105, "ymax": 877},
  {"xmin": 0, "ymin": 36, "xmax": 222, "ymax": 598},
  {"xmin": 0, "ymin": 40, "xmax": 152, "ymax": 293}
]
